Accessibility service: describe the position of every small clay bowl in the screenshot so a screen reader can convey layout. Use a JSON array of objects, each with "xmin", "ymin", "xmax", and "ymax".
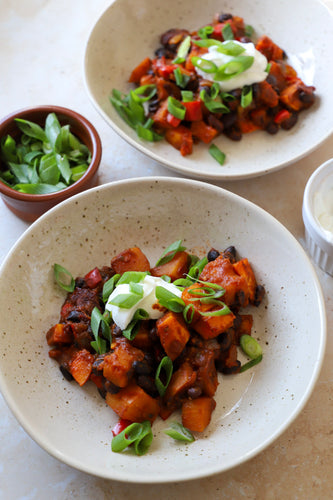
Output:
[{"xmin": 0, "ymin": 105, "xmax": 102, "ymax": 222}]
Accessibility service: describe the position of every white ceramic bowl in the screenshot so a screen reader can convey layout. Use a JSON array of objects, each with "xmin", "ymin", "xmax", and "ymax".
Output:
[
  {"xmin": 0, "ymin": 177, "xmax": 326, "ymax": 482},
  {"xmin": 84, "ymin": 0, "xmax": 333, "ymax": 180},
  {"xmin": 302, "ymin": 158, "xmax": 333, "ymax": 276}
]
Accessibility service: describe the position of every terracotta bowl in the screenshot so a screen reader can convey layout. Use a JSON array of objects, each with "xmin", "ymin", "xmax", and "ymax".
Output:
[{"xmin": 0, "ymin": 105, "xmax": 102, "ymax": 221}]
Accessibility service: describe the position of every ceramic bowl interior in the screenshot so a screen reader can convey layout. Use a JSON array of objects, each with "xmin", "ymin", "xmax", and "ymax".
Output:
[
  {"xmin": 84, "ymin": 0, "xmax": 333, "ymax": 180},
  {"xmin": 0, "ymin": 105, "xmax": 101, "ymax": 221},
  {"xmin": 0, "ymin": 177, "xmax": 326, "ymax": 482}
]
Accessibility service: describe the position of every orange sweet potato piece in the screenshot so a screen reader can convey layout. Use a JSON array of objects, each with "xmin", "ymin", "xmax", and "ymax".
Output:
[
  {"xmin": 233, "ymin": 258, "xmax": 257, "ymax": 304},
  {"xmin": 111, "ymin": 246, "xmax": 150, "ymax": 274},
  {"xmin": 165, "ymin": 125, "xmax": 193, "ymax": 156},
  {"xmin": 106, "ymin": 382, "xmax": 160, "ymax": 423},
  {"xmin": 199, "ymin": 256, "xmax": 250, "ymax": 307},
  {"xmin": 150, "ymin": 250, "xmax": 190, "ymax": 281},
  {"xmin": 195, "ymin": 350, "xmax": 219, "ymax": 397},
  {"xmin": 163, "ymin": 361, "xmax": 197, "ymax": 408},
  {"xmin": 130, "ymin": 321, "xmax": 153, "ymax": 350},
  {"xmin": 69, "ymin": 349, "xmax": 95, "ymax": 386},
  {"xmin": 129, "ymin": 57, "xmax": 152, "ymax": 83},
  {"xmin": 280, "ymin": 81, "xmax": 315, "ymax": 111},
  {"xmin": 103, "ymin": 337, "xmax": 144, "ymax": 388},
  {"xmin": 182, "ymin": 397, "xmax": 216, "ymax": 432},
  {"xmin": 190, "ymin": 120, "xmax": 219, "ymax": 143},
  {"xmin": 255, "ymin": 35, "xmax": 284, "ymax": 61},
  {"xmin": 156, "ymin": 311, "xmax": 190, "ymax": 360},
  {"xmin": 46, "ymin": 323, "xmax": 73, "ymax": 346},
  {"xmin": 255, "ymin": 80, "xmax": 279, "ymax": 108}
]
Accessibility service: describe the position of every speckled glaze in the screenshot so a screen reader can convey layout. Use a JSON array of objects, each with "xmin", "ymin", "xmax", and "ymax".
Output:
[
  {"xmin": 0, "ymin": 105, "xmax": 102, "ymax": 221},
  {"xmin": 0, "ymin": 177, "xmax": 326, "ymax": 483},
  {"xmin": 84, "ymin": 0, "xmax": 333, "ymax": 180}
]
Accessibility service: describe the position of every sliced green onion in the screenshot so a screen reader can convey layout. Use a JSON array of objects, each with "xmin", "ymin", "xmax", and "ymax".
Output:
[
  {"xmin": 173, "ymin": 68, "xmax": 191, "ymax": 89},
  {"xmin": 199, "ymin": 303, "xmax": 231, "ymax": 316},
  {"xmin": 90, "ymin": 306, "xmax": 111, "ymax": 355},
  {"xmin": 164, "ymin": 422, "xmax": 195, "ymax": 442},
  {"xmin": 266, "ymin": 62, "xmax": 272, "ymax": 73},
  {"xmin": 217, "ymin": 41, "xmax": 245, "ymax": 56},
  {"xmin": 173, "ymin": 35, "xmax": 191, "ymax": 63},
  {"xmin": 181, "ymin": 90, "xmax": 194, "ymax": 102},
  {"xmin": 102, "ymin": 274, "xmax": 121, "ymax": 302},
  {"xmin": 122, "ymin": 309, "xmax": 149, "ymax": 340},
  {"xmin": 155, "ymin": 286, "xmax": 186, "ymax": 313},
  {"xmin": 111, "ymin": 420, "xmax": 153, "ymax": 455},
  {"xmin": 109, "ymin": 290, "xmax": 143, "ymax": 309},
  {"xmin": 116, "ymin": 271, "xmax": 148, "ymax": 286},
  {"xmin": 173, "ymin": 277, "xmax": 193, "ymax": 288},
  {"xmin": 183, "ymin": 304, "xmax": 195, "ymax": 324},
  {"xmin": 53, "ymin": 263, "xmax": 75, "ymax": 292},
  {"xmin": 155, "ymin": 356, "xmax": 173, "ymax": 396},
  {"xmin": 244, "ymin": 24, "xmax": 254, "ymax": 37},
  {"xmin": 187, "ymin": 256, "xmax": 208, "ymax": 279},
  {"xmin": 155, "ymin": 240, "xmax": 186, "ymax": 267},
  {"xmin": 191, "ymin": 57, "xmax": 217, "ymax": 74},
  {"xmin": 167, "ymin": 96, "xmax": 186, "ymax": 120},
  {"xmin": 200, "ymin": 89, "xmax": 230, "ymax": 114},
  {"xmin": 240, "ymin": 334, "xmax": 263, "ymax": 359},
  {"xmin": 193, "ymin": 38, "xmax": 224, "ymax": 49},
  {"xmin": 240, "ymin": 354, "xmax": 263, "ymax": 373},
  {"xmin": 241, "ymin": 85, "xmax": 253, "ymax": 108},
  {"xmin": 214, "ymin": 56, "xmax": 254, "ymax": 81},
  {"xmin": 222, "ymin": 23, "xmax": 234, "ymax": 41},
  {"xmin": 132, "ymin": 84, "xmax": 157, "ymax": 102},
  {"xmin": 198, "ymin": 25, "xmax": 214, "ymax": 39},
  {"xmin": 209, "ymin": 143, "xmax": 226, "ymax": 165}
]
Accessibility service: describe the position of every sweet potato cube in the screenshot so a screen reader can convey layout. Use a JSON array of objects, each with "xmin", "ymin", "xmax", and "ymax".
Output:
[
  {"xmin": 199, "ymin": 256, "xmax": 250, "ymax": 307},
  {"xmin": 130, "ymin": 321, "xmax": 153, "ymax": 350},
  {"xmin": 129, "ymin": 57, "xmax": 152, "ymax": 83},
  {"xmin": 150, "ymin": 251, "xmax": 190, "ymax": 281},
  {"xmin": 193, "ymin": 311, "xmax": 235, "ymax": 340},
  {"xmin": 106, "ymin": 383, "xmax": 160, "ymax": 423},
  {"xmin": 182, "ymin": 397, "xmax": 216, "ymax": 432},
  {"xmin": 46, "ymin": 323, "xmax": 73, "ymax": 346},
  {"xmin": 156, "ymin": 312, "xmax": 190, "ymax": 360},
  {"xmin": 163, "ymin": 362, "xmax": 197, "ymax": 408},
  {"xmin": 69, "ymin": 349, "xmax": 95, "ymax": 386},
  {"xmin": 111, "ymin": 247, "xmax": 151, "ymax": 274},
  {"xmin": 190, "ymin": 120, "xmax": 218, "ymax": 144},
  {"xmin": 255, "ymin": 35, "xmax": 284, "ymax": 61},
  {"xmin": 233, "ymin": 258, "xmax": 257, "ymax": 304},
  {"xmin": 165, "ymin": 125, "xmax": 193, "ymax": 156},
  {"xmin": 196, "ymin": 350, "xmax": 219, "ymax": 397},
  {"xmin": 103, "ymin": 338, "xmax": 144, "ymax": 388}
]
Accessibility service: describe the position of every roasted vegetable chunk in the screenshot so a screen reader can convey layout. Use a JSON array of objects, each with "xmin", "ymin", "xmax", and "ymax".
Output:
[
  {"xmin": 156, "ymin": 311, "xmax": 190, "ymax": 360},
  {"xmin": 106, "ymin": 382, "xmax": 160, "ymax": 423},
  {"xmin": 103, "ymin": 338, "xmax": 145, "ymax": 388},
  {"xmin": 111, "ymin": 247, "xmax": 151, "ymax": 274},
  {"xmin": 182, "ymin": 397, "xmax": 216, "ymax": 432}
]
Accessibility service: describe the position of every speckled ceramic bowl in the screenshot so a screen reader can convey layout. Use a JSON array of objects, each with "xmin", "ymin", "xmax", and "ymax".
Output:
[
  {"xmin": 0, "ymin": 105, "xmax": 102, "ymax": 221},
  {"xmin": 84, "ymin": 0, "xmax": 333, "ymax": 180},
  {"xmin": 0, "ymin": 177, "xmax": 326, "ymax": 482}
]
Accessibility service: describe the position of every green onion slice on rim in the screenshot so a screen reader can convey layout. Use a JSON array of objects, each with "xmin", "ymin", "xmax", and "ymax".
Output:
[
  {"xmin": 111, "ymin": 420, "xmax": 153, "ymax": 456},
  {"xmin": 240, "ymin": 334, "xmax": 263, "ymax": 359},
  {"xmin": 53, "ymin": 263, "xmax": 75, "ymax": 292},
  {"xmin": 209, "ymin": 144, "xmax": 226, "ymax": 165},
  {"xmin": 164, "ymin": 422, "xmax": 195, "ymax": 442}
]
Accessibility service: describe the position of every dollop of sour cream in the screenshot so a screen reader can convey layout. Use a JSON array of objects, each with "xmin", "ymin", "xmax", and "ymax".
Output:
[
  {"xmin": 195, "ymin": 41, "xmax": 268, "ymax": 92},
  {"xmin": 105, "ymin": 274, "xmax": 182, "ymax": 330},
  {"xmin": 313, "ymin": 176, "xmax": 333, "ymax": 243}
]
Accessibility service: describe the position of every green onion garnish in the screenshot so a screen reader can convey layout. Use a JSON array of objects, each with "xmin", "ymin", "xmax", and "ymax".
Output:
[
  {"xmin": 155, "ymin": 356, "xmax": 173, "ymax": 396},
  {"xmin": 200, "ymin": 89, "xmax": 230, "ymax": 114},
  {"xmin": 122, "ymin": 308, "xmax": 149, "ymax": 340},
  {"xmin": 173, "ymin": 35, "xmax": 191, "ymax": 63},
  {"xmin": 183, "ymin": 304, "xmax": 195, "ymax": 324},
  {"xmin": 222, "ymin": 23, "xmax": 234, "ymax": 40},
  {"xmin": 90, "ymin": 306, "xmax": 111, "ymax": 355},
  {"xmin": 116, "ymin": 271, "xmax": 148, "ymax": 286},
  {"xmin": 173, "ymin": 68, "xmax": 191, "ymax": 89},
  {"xmin": 109, "ymin": 290, "xmax": 143, "ymax": 309},
  {"xmin": 187, "ymin": 256, "xmax": 208, "ymax": 279},
  {"xmin": 214, "ymin": 56, "xmax": 254, "ymax": 81},
  {"xmin": 209, "ymin": 144, "xmax": 226, "ymax": 165},
  {"xmin": 191, "ymin": 57, "xmax": 218, "ymax": 74},
  {"xmin": 155, "ymin": 286, "xmax": 186, "ymax": 313},
  {"xmin": 181, "ymin": 90, "xmax": 194, "ymax": 102},
  {"xmin": 155, "ymin": 240, "xmax": 186, "ymax": 266},
  {"xmin": 240, "ymin": 334, "xmax": 263, "ymax": 359},
  {"xmin": 102, "ymin": 273, "xmax": 120, "ymax": 302},
  {"xmin": 167, "ymin": 96, "xmax": 186, "ymax": 120},
  {"xmin": 241, "ymin": 85, "xmax": 253, "ymax": 108},
  {"xmin": 198, "ymin": 25, "xmax": 214, "ymax": 39},
  {"xmin": 111, "ymin": 420, "xmax": 153, "ymax": 455},
  {"xmin": 244, "ymin": 24, "xmax": 254, "ymax": 37},
  {"xmin": 164, "ymin": 422, "xmax": 195, "ymax": 442},
  {"xmin": 53, "ymin": 263, "xmax": 75, "ymax": 292},
  {"xmin": 266, "ymin": 62, "xmax": 272, "ymax": 73},
  {"xmin": 240, "ymin": 354, "xmax": 263, "ymax": 373}
]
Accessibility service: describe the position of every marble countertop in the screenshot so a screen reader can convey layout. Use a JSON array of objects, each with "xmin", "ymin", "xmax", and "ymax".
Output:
[{"xmin": 0, "ymin": 1, "xmax": 332, "ymax": 498}]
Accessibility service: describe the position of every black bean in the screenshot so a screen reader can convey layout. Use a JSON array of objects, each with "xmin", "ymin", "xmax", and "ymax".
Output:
[
  {"xmin": 222, "ymin": 361, "xmax": 241, "ymax": 374},
  {"xmin": 222, "ymin": 246, "xmax": 236, "ymax": 262},
  {"xmin": 218, "ymin": 13, "xmax": 233, "ymax": 22},
  {"xmin": 207, "ymin": 248, "xmax": 220, "ymax": 261},
  {"xmin": 98, "ymin": 387, "xmax": 106, "ymax": 399},
  {"xmin": 154, "ymin": 47, "xmax": 175, "ymax": 59},
  {"xmin": 253, "ymin": 284, "xmax": 265, "ymax": 307},
  {"xmin": 224, "ymin": 126, "xmax": 242, "ymax": 141},
  {"xmin": 187, "ymin": 386, "xmax": 202, "ymax": 399},
  {"xmin": 75, "ymin": 277, "xmax": 85, "ymax": 288},
  {"xmin": 239, "ymin": 36, "xmax": 252, "ymax": 43},
  {"xmin": 60, "ymin": 365, "xmax": 73, "ymax": 381},
  {"xmin": 265, "ymin": 121, "xmax": 279, "ymax": 135},
  {"xmin": 218, "ymin": 330, "xmax": 233, "ymax": 351},
  {"xmin": 207, "ymin": 114, "xmax": 224, "ymax": 133},
  {"xmin": 298, "ymin": 89, "xmax": 315, "ymax": 104},
  {"xmin": 280, "ymin": 112, "xmax": 298, "ymax": 130},
  {"xmin": 222, "ymin": 112, "xmax": 238, "ymax": 129},
  {"xmin": 104, "ymin": 380, "xmax": 120, "ymax": 394},
  {"xmin": 137, "ymin": 375, "xmax": 159, "ymax": 397},
  {"xmin": 133, "ymin": 360, "xmax": 152, "ymax": 375},
  {"xmin": 66, "ymin": 310, "xmax": 82, "ymax": 322}
]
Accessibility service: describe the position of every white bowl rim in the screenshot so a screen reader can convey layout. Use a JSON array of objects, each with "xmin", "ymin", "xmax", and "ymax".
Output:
[{"xmin": 0, "ymin": 176, "xmax": 327, "ymax": 482}]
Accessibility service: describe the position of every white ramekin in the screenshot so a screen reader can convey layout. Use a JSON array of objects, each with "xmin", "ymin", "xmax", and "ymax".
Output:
[{"xmin": 302, "ymin": 158, "xmax": 333, "ymax": 276}]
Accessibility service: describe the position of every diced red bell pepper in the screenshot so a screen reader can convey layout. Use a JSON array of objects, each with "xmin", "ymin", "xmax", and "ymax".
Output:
[
  {"xmin": 158, "ymin": 64, "xmax": 178, "ymax": 79},
  {"xmin": 112, "ymin": 418, "xmax": 133, "ymax": 437},
  {"xmin": 183, "ymin": 100, "xmax": 203, "ymax": 121},
  {"xmin": 84, "ymin": 267, "xmax": 102, "ymax": 288},
  {"xmin": 274, "ymin": 109, "xmax": 291, "ymax": 124},
  {"xmin": 167, "ymin": 112, "xmax": 182, "ymax": 127}
]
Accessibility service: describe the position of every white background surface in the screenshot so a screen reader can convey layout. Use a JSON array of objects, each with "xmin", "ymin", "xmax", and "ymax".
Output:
[{"xmin": 0, "ymin": 1, "xmax": 332, "ymax": 498}]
